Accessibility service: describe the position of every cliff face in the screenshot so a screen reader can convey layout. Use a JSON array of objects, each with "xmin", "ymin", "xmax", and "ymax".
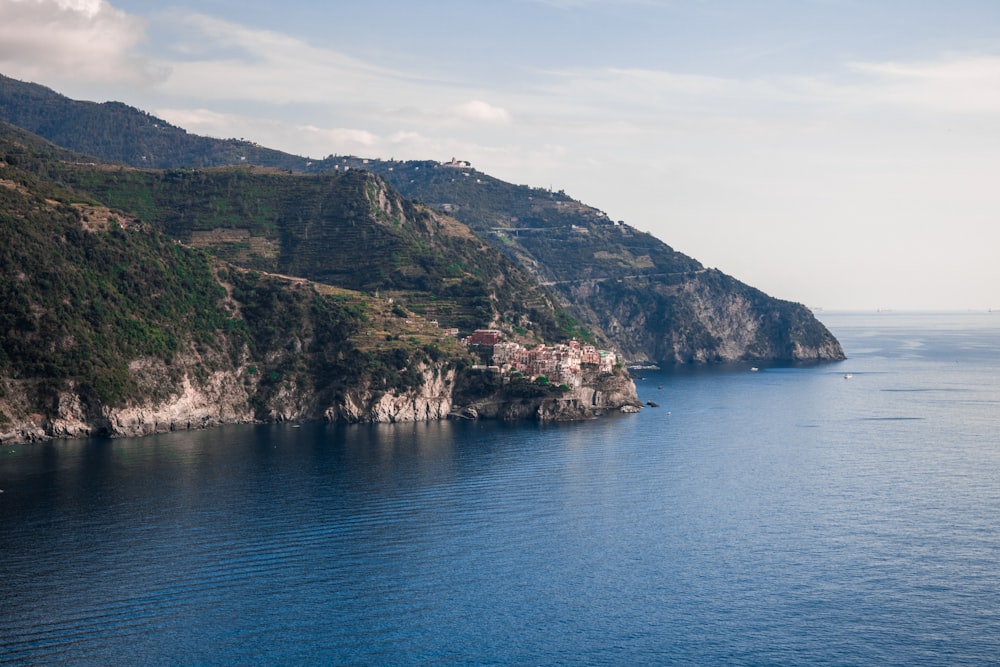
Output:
[
  {"xmin": 324, "ymin": 363, "xmax": 457, "ymax": 424},
  {"xmin": 452, "ymin": 368, "xmax": 641, "ymax": 422},
  {"xmin": 0, "ymin": 360, "xmax": 640, "ymax": 444},
  {"xmin": 565, "ymin": 269, "xmax": 844, "ymax": 364},
  {"xmin": 0, "ymin": 358, "xmax": 256, "ymax": 443}
]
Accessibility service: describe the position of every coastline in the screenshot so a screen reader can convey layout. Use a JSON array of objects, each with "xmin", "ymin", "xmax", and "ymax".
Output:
[{"xmin": 0, "ymin": 366, "xmax": 642, "ymax": 446}]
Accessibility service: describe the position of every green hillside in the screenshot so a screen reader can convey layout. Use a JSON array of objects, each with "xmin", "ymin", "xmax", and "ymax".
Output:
[
  {"xmin": 0, "ymin": 127, "xmax": 475, "ymax": 426},
  {"xmin": 0, "ymin": 73, "xmax": 844, "ymax": 364},
  {"xmin": 38, "ymin": 161, "xmax": 581, "ymax": 342}
]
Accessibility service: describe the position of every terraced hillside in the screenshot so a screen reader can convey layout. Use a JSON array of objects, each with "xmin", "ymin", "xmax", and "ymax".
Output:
[
  {"xmin": 39, "ymin": 158, "xmax": 583, "ymax": 344},
  {"xmin": 0, "ymin": 74, "xmax": 844, "ymax": 364}
]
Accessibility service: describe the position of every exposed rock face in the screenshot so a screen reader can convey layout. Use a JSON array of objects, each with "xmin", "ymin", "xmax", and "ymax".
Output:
[
  {"xmin": 452, "ymin": 368, "xmax": 641, "ymax": 422},
  {"xmin": 0, "ymin": 362, "xmax": 640, "ymax": 445},
  {"xmin": 324, "ymin": 364, "xmax": 457, "ymax": 424},
  {"xmin": 566, "ymin": 270, "xmax": 844, "ymax": 364},
  {"xmin": 0, "ymin": 352, "xmax": 258, "ymax": 443},
  {"xmin": 102, "ymin": 373, "xmax": 255, "ymax": 437}
]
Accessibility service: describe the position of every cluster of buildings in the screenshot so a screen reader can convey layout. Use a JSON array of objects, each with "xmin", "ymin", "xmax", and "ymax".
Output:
[{"xmin": 466, "ymin": 329, "xmax": 618, "ymax": 387}]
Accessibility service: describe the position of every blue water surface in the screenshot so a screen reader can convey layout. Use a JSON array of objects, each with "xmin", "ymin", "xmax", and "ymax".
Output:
[{"xmin": 2, "ymin": 311, "xmax": 999, "ymax": 665}]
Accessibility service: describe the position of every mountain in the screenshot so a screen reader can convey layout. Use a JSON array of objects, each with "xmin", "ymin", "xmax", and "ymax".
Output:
[
  {"xmin": 0, "ymin": 73, "xmax": 844, "ymax": 364},
  {"xmin": 335, "ymin": 158, "xmax": 844, "ymax": 363},
  {"xmin": 1, "ymin": 122, "xmax": 637, "ymax": 444}
]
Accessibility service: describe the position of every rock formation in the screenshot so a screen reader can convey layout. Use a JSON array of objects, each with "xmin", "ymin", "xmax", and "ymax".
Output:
[{"xmin": 0, "ymin": 360, "xmax": 641, "ymax": 444}]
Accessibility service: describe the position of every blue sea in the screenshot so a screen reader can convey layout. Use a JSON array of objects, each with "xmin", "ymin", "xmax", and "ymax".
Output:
[{"xmin": 2, "ymin": 311, "xmax": 999, "ymax": 665}]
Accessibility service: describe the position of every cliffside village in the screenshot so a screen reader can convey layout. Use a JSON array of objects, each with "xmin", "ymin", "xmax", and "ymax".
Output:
[{"xmin": 465, "ymin": 329, "xmax": 619, "ymax": 388}]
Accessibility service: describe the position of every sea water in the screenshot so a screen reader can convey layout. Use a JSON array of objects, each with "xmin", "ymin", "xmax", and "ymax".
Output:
[{"xmin": 2, "ymin": 312, "xmax": 999, "ymax": 665}]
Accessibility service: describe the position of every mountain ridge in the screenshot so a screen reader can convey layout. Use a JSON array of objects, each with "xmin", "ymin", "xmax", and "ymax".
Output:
[{"xmin": 0, "ymin": 72, "xmax": 844, "ymax": 365}]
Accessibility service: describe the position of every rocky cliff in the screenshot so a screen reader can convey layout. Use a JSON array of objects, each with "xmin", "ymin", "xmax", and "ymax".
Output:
[
  {"xmin": 0, "ymin": 359, "xmax": 640, "ymax": 444},
  {"xmin": 0, "ymin": 355, "xmax": 256, "ymax": 443},
  {"xmin": 451, "ymin": 367, "xmax": 641, "ymax": 422},
  {"xmin": 567, "ymin": 269, "xmax": 843, "ymax": 363},
  {"xmin": 335, "ymin": 159, "xmax": 844, "ymax": 365},
  {"xmin": 323, "ymin": 363, "xmax": 457, "ymax": 424}
]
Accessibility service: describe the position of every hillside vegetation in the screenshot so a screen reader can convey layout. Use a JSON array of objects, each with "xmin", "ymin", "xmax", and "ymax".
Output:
[
  {"xmin": 43, "ymin": 162, "xmax": 581, "ymax": 342},
  {"xmin": 0, "ymin": 128, "xmax": 485, "ymax": 437},
  {"xmin": 0, "ymin": 73, "xmax": 844, "ymax": 364}
]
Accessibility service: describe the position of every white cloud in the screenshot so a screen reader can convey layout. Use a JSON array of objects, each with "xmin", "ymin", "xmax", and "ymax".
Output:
[
  {"xmin": 155, "ymin": 107, "xmax": 233, "ymax": 134},
  {"xmin": 451, "ymin": 100, "xmax": 512, "ymax": 125},
  {"xmin": 302, "ymin": 126, "xmax": 380, "ymax": 149},
  {"xmin": 0, "ymin": 0, "xmax": 162, "ymax": 84},
  {"xmin": 535, "ymin": 52, "xmax": 1000, "ymax": 123},
  {"xmin": 153, "ymin": 10, "xmax": 429, "ymax": 107},
  {"xmin": 50, "ymin": 0, "xmax": 99, "ymax": 16},
  {"xmin": 141, "ymin": 12, "xmax": 521, "ymax": 151},
  {"xmin": 846, "ymin": 55, "xmax": 1000, "ymax": 113},
  {"xmin": 154, "ymin": 107, "xmax": 442, "ymax": 160}
]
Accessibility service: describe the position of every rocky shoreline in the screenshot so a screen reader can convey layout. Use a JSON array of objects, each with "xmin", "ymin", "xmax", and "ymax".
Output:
[{"xmin": 0, "ymin": 363, "xmax": 642, "ymax": 445}]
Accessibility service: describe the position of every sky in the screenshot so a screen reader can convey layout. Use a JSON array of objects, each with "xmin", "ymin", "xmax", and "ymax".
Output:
[{"xmin": 2, "ymin": 0, "xmax": 999, "ymax": 310}]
